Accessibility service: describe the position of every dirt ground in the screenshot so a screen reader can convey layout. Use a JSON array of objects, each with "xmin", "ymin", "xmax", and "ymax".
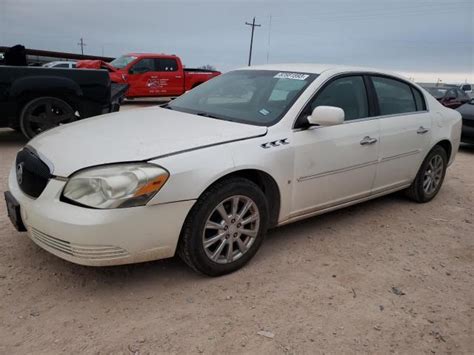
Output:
[{"xmin": 0, "ymin": 104, "xmax": 473, "ymax": 354}]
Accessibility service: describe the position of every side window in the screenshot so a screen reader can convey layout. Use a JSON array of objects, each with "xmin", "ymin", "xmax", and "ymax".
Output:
[
  {"xmin": 309, "ymin": 76, "xmax": 368, "ymax": 121},
  {"xmin": 156, "ymin": 58, "xmax": 178, "ymax": 72},
  {"xmin": 130, "ymin": 58, "xmax": 155, "ymax": 74},
  {"xmin": 55, "ymin": 63, "xmax": 69, "ymax": 68},
  {"xmin": 461, "ymin": 84, "xmax": 471, "ymax": 91},
  {"xmin": 372, "ymin": 76, "xmax": 416, "ymax": 115},
  {"xmin": 412, "ymin": 88, "xmax": 426, "ymax": 111}
]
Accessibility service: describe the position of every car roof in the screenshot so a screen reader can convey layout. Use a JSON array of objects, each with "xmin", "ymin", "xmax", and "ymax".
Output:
[
  {"xmin": 126, "ymin": 53, "xmax": 176, "ymax": 57},
  {"xmin": 240, "ymin": 63, "xmax": 405, "ymax": 78}
]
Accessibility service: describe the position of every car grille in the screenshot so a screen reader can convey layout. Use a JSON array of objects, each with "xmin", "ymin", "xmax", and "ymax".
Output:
[
  {"xmin": 31, "ymin": 228, "xmax": 129, "ymax": 260},
  {"xmin": 15, "ymin": 148, "xmax": 51, "ymax": 198}
]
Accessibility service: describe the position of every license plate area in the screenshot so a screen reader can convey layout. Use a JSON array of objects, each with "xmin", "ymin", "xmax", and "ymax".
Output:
[{"xmin": 4, "ymin": 191, "xmax": 26, "ymax": 232}]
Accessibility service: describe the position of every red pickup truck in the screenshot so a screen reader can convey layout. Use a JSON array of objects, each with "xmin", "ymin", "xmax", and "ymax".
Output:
[{"xmin": 77, "ymin": 53, "xmax": 220, "ymax": 98}]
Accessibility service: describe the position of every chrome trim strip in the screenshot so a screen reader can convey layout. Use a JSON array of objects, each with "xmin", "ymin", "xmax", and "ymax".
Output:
[
  {"xmin": 380, "ymin": 149, "xmax": 421, "ymax": 163},
  {"xmin": 278, "ymin": 182, "xmax": 411, "ymax": 226},
  {"xmin": 292, "ymin": 111, "xmax": 430, "ymax": 132},
  {"xmin": 297, "ymin": 160, "xmax": 378, "ymax": 182}
]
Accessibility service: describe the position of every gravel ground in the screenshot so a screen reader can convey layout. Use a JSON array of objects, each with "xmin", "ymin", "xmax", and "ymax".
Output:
[{"xmin": 0, "ymin": 106, "xmax": 473, "ymax": 353}]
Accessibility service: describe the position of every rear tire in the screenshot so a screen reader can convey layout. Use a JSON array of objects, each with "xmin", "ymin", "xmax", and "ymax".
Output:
[
  {"xmin": 20, "ymin": 96, "xmax": 77, "ymax": 139},
  {"xmin": 405, "ymin": 145, "xmax": 448, "ymax": 203},
  {"xmin": 178, "ymin": 177, "xmax": 269, "ymax": 276}
]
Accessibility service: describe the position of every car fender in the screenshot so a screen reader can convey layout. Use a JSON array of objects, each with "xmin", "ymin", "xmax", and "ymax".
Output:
[
  {"xmin": 147, "ymin": 143, "xmax": 237, "ymax": 205},
  {"xmin": 148, "ymin": 133, "xmax": 293, "ymax": 223},
  {"xmin": 429, "ymin": 105, "xmax": 462, "ymax": 165}
]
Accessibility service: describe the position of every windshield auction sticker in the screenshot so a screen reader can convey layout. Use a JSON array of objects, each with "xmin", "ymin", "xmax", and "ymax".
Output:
[{"xmin": 274, "ymin": 72, "xmax": 310, "ymax": 80}]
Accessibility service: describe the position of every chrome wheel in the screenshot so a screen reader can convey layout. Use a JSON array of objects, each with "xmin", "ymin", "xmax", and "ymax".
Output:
[
  {"xmin": 202, "ymin": 195, "xmax": 260, "ymax": 264},
  {"xmin": 423, "ymin": 154, "xmax": 444, "ymax": 195}
]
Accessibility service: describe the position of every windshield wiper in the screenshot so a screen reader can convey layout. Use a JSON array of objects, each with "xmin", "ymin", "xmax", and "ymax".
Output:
[
  {"xmin": 196, "ymin": 112, "xmax": 222, "ymax": 119},
  {"xmin": 161, "ymin": 103, "xmax": 173, "ymax": 110}
]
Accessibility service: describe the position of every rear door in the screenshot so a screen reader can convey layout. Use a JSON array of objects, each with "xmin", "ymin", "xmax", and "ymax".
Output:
[
  {"xmin": 370, "ymin": 76, "xmax": 432, "ymax": 193},
  {"xmin": 153, "ymin": 58, "xmax": 183, "ymax": 96}
]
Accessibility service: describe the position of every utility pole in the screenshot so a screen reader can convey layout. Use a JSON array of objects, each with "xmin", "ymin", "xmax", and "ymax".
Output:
[
  {"xmin": 245, "ymin": 17, "xmax": 261, "ymax": 66},
  {"xmin": 77, "ymin": 37, "xmax": 87, "ymax": 55}
]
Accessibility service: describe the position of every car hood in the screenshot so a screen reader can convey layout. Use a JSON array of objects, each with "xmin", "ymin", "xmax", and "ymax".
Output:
[{"xmin": 28, "ymin": 107, "xmax": 267, "ymax": 177}]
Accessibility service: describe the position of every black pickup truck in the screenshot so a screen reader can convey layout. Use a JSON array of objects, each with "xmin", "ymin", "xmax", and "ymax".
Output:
[{"xmin": 0, "ymin": 66, "xmax": 128, "ymax": 139}]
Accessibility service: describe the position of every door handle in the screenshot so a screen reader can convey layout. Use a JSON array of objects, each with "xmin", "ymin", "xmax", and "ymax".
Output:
[
  {"xmin": 360, "ymin": 136, "xmax": 378, "ymax": 145},
  {"xmin": 417, "ymin": 126, "xmax": 430, "ymax": 135}
]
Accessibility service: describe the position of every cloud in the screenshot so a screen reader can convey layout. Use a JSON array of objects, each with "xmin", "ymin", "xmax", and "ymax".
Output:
[{"xmin": 1, "ymin": 0, "xmax": 472, "ymax": 82}]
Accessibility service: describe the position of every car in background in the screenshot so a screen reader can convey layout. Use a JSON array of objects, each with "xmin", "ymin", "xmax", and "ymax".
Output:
[
  {"xmin": 5, "ymin": 64, "xmax": 461, "ymax": 276},
  {"xmin": 456, "ymin": 99, "xmax": 474, "ymax": 144},
  {"xmin": 0, "ymin": 65, "xmax": 127, "ymax": 139},
  {"xmin": 424, "ymin": 86, "xmax": 471, "ymax": 109},
  {"xmin": 460, "ymin": 83, "xmax": 473, "ymax": 98},
  {"xmin": 77, "ymin": 53, "xmax": 220, "ymax": 98},
  {"xmin": 43, "ymin": 61, "xmax": 76, "ymax": 69}
]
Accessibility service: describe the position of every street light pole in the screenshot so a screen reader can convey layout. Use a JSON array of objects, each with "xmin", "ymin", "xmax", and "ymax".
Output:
[{"xmin": 245, "ymin": 17, "xmax": 261, "ymax": 66}]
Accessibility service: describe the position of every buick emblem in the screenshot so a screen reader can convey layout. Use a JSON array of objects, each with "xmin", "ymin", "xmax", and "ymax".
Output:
[{"xmin": 16, "ymin": 162, "xmax": 24, "ymax": 185}]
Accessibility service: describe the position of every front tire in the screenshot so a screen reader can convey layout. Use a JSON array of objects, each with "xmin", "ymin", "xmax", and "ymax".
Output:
[
  {"xmin": 405, "ymin": 145, "xmax": 448, "ymax": 203},
  {"xmin": 178, "ymin": 177, "xmax": 269, "ymax": 276}
]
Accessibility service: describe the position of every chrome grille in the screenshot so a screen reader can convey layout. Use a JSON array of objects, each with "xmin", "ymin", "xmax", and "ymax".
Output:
[{"xmin": 30, "ymin": 228, "xmax": 129, "ymax": 260}]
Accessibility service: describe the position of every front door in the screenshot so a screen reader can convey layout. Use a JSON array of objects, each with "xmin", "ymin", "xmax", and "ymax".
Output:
[
  {"xmin": 291, "ymin": 75, "xmax": 380, "ymax": 217},
  {"xmin": 127, "ymin": 58, "xmax": 159, "ymax": 97}
]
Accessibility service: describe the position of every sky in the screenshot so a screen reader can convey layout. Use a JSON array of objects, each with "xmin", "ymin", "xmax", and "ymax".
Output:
[{"xmin": 0, "ymin": 0, "xmax": 473, "ymax": 83}]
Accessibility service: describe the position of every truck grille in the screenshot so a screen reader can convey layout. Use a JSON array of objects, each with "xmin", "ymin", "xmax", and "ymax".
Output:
[
  {"xmin": 15, "ymin": 148, "xmax": 51, "ymax": 198},
  {"xmin": 31, "ymin": 228, "xmax": 129, "ymax": 260}
]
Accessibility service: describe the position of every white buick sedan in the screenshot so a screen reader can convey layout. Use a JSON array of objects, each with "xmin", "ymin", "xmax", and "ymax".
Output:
[{"xmin": 6, "ymin": 64, "xmax": 462, "ymax": 276}]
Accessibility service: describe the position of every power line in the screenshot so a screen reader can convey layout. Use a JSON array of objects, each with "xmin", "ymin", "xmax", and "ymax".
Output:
[
  {"xmin": 245, "ymin": 17, "xmax": 261, "ymax": 66},
  {"xmin": 77, "ymin": 37, "xmax": 87, "ymax": 55},
  {"xmin": 266, "ymin": 15, "xmax": 272, "ymax": 64}
]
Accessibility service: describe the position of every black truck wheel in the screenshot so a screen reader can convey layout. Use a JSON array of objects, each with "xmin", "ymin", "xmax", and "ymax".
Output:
[{"xmin": 20, "ymin": 97, "xmax": 78, "ymax": 139}]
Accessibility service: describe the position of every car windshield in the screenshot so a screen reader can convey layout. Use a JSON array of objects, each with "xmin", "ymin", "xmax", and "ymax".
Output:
[
  {"xmin": 167, "ymin": 70, "xmax": 317, "ymax": 126},
  {"xmin": 426, "ymin": 87, "xmax": 447, "ymax": 99},
  {"xmin": 110, "ymin": 55, "xmax": 137, "ymax": 69}
]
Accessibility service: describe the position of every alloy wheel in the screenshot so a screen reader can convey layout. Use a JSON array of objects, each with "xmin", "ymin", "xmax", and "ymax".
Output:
[
  {"xmin": 202, "ymin": 195, "xmax": 260, "ymax": 264},
  {"xmin": 423, "ymin": 154, "xmax": 444, "ymax": 195}
]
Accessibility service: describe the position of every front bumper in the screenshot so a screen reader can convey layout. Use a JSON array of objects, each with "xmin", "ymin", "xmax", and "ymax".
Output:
[{"xmin": 8, "ymin": 167, "xmax": 195, "ymax": 266}]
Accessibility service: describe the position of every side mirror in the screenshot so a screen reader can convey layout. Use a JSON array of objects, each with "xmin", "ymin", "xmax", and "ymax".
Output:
[{"xmin": 307, "ymin": 106, "xmax": 345, "ymax": 126}]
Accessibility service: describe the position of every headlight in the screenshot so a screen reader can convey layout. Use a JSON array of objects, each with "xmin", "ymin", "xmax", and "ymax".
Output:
[{"xmin": 62, "ymin": 163, "xmax": 169, "ymax": 209}]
